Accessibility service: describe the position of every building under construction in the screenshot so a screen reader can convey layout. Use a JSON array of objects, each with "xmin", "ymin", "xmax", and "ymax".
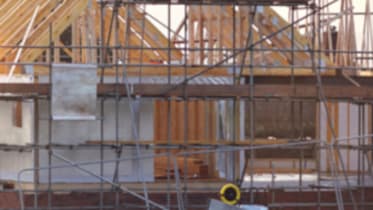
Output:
[{"xmin": 0, "ymin": 0, "xmax": 372, "ymax": 209}]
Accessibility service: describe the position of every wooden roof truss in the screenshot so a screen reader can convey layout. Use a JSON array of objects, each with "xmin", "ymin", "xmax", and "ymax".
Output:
[{"xmin": 0, "ymin": 0, "xmax": 333, "ymax": 76}]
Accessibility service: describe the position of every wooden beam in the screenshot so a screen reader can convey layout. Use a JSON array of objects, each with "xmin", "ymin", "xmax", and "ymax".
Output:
[
  {"xmin": 1, "ymin": 82, "xmax": 373, "ymax": 99},
  {"xmin": 27, "ymin": 65, "xmax": 335, "ymax": 76},
  {"xmin": 12, "ymin": 101, "xmax": 22, "ymax": 128}
]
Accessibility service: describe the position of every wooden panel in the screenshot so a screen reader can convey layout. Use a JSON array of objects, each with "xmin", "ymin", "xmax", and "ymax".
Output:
[
  {"xmin": 187, "ymin": 100, "xmax": 196, "ymax": 140},
  {"xmin": 12, "ymin": 101, "xmax": 22, "ymax": 128},
  {"xmin": 176, "ymin": 101, "xmax": 184, "ymax": 141},
  {"xmin": 154, "ymin": 100, "xmax": 211, "ymax": 142},
  {"xmin": 171, "ymin": 100, "xmax": 178, "ymax": 141},
  {"xmin": 153, "ymin": 99, "xmax": 218, "ymax": 178}
]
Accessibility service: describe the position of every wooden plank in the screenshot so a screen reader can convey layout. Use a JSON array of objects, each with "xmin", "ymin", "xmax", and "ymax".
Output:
[
  {"xmin": 171, "ymin": 100, "xmax": 178, "ymax": 141},
  {"xmin": 188, "ymin": 6, "xmax": 196, "ymax": 64},
  {"xmin": 196, "ymin": 100, "xmax": 205, "ymax": 141},
  {"xmin": 99, "ymin": 83, "xmax": 373, "ymax": 99},
  {"xmin": 198, "ymin": 5, "xmax": 204, "ymax": 64},
  {"xmin": 80, "ymin": 13, "xmax": 87, "ymax": 63},
  {"xmin": 217, "ymin": 6, "xmax": 223, "ymax": 60},
  {"xmin": 206, "ymin": 7, "xmax": 214, "ymax": 64},
  {"xmin": 2, "ymin": 82, "xmax": 373, "ymax": 99},
  {"xmin": 12, "ymin": 101, "xmax": 22, "ymax": 128},
  {"xmin": 176, "ymin": 100, "xmax": 185, "ymax": 142},
  {"xmin": 29, "ymin": 64, "xmax": 335, "ymax": 76},
  {"xmin": 85, "ymin": 8, "xmax": 97, "ymax": 63},
  {"xmin": 158, "ymin": 100, "xmax": 168, "ymax": 141},
  {"xmin": 71, "ymin": 19, "xmax": 80, "ymax": 62},
  {"xmin": 187, "ymin": 100, "xmax": 196, "ymax": 140}
]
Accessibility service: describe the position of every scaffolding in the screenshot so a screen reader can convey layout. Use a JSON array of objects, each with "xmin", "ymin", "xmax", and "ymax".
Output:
[{"xmin": 0, "ymin": 0, "xmax": 372, "ymax": 209}]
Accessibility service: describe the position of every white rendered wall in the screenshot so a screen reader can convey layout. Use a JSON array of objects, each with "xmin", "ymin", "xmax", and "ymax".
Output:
[
  {"xmin": 319, "ymin": 102, "xmax": 370, "ymax": 172},
  {"xmin": 0, "ymin": 76, "xmax": 34, "ymax": 181},
  {"xmin": 0, "ymin": 71, "xmax": 155, "ymax": 182},
  {"xmin": 37, "ymin": 99, "xmax": 154, "ymax": 183},
  {"xmin": 216, "ymin": 100, "xmax": 246, "ymax": 180},
  {"xmin": 0, "ymin": 98, "xmax": 155, "ymax": 183}
]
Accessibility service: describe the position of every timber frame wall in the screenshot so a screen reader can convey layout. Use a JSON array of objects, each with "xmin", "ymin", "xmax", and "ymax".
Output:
[{"xmin": 0, "ymin": 0, "xmax": 373, "ymax": 209}]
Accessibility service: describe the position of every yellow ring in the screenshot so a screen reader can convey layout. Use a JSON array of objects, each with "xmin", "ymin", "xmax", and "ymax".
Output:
[{"xmin": 219, "ymin": 183, "xmax": 241, "ymax": 205}]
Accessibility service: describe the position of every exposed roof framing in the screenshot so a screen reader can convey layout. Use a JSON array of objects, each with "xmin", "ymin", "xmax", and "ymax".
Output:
[
  {"xmin": 0, "ymin": 0, "xmax": 182, "ymax": 73},
  {"xmin": 186, "ymin": 5, "xmax": 333, "ymax": 70},
  {"xmin": 0, "ymin": 0, "xmax": 333, "ymax": 77},
  {"xmin": 100, "ymin": 0, "xmax": 310, "ymax": 6}
]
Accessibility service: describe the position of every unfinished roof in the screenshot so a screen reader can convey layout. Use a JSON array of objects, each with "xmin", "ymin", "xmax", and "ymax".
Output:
[
  {"xmin": 102, "ymin": 0, "xmax": 310, "ymax": 5},
  {"xmin": 0, "ymin": 0, "xmax": 332, "ymax": 77}
]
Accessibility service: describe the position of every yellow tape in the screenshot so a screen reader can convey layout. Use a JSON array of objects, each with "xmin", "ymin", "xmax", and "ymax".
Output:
[{"xmin": 219, "ymin": 183, "xmax": 241, "ymax": 205}]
